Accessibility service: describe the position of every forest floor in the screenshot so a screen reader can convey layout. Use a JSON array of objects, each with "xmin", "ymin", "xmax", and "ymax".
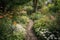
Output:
[{"xmin": 25, "ymin": 19, "xmax": 38, "ymax": 40}]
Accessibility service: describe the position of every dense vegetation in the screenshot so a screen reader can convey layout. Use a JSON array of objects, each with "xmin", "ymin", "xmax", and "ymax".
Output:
[{"xmin": 0, "ymin": 0, "xmax": 60, "ymax": 40}]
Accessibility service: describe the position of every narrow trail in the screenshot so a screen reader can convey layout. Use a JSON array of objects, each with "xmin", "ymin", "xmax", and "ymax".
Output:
[{"xmin": 25, "ymin": 20, "xmax": 38, "ymax": 40}]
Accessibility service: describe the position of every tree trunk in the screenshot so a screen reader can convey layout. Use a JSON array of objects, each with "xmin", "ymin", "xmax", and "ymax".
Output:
[{"xmin": 33, "ymin": 0, "xmax": 38, "ymax": 13}]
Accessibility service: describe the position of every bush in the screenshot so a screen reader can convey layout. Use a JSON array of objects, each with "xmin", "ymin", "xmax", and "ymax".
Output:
[
  {"xmin": 0, "ymin": 0, "xmax": 31, "ymax": 12},
  {"xmin": 30, "ymin": 12, "xmax": 43, "ymax": 20},
  {"xmin": 33, "ymin": 15, "xmax": 60, "ymax": 40},
  {"xmin": 0, "ymin": 15, "xmax": 26, "ymax": 40},
  {"xmin": 48, "ymin": 0, "xmax": 60, "ymax": 12},
  {"xmin": 56, "ymin": 13, "xmax": 60, "ymax": 27},
  {"xmin": 41, "ymin": 6, "xmax": 49, "ymax": 14},
  {"xmin": 23, "ymin": 6, "xmax": 33, "ymax": 15},
  {"xmin": 49, "ymin": 5, "xmax": 59, "ymax": 12},
  {"xmin": 20, "ymin": 16, "xmax": 30, "ymax": 27},
  {"xmin": 13, "ymin": 15, "xmax": 30, "ymax": 28}
]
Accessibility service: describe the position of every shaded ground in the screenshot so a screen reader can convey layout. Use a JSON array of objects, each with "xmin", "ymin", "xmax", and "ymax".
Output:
[{"xmin": 25, "ymin": 20, "xmax": 38, "ymax": 40}]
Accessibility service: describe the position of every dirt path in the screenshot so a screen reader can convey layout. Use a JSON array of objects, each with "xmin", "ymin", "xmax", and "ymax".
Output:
[{"xmin": 25, "ymin": 20, "xmax": 38, "ymax": 40}]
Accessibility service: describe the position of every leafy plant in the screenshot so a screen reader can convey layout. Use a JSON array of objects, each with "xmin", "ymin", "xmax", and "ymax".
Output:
[
  {"xmin": 13, "ymin": 15, "xmax": 29, "ymax": 27},
  {"xmin": 0, "ymin": 0, "xmax": 31, "ymax": 12},
  {"xmin": 33, "ymin": 15, "xmax": 60, "ymax": 40},
  {"xmin": 0, "ymin": 15, "xmax": 26, "ymax": 40},
  {"xmin": 30, "ymin": 12, "xmax": 43, "ymax": 20}
]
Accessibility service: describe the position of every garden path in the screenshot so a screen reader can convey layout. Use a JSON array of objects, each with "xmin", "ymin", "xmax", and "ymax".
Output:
[{"xmin": 25, "ymin": 20, "xmax": 38, "ymax": 40}]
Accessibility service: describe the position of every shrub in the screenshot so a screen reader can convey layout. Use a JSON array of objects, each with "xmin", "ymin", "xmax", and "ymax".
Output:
[
  {"xmin": 41, "ymin": 6, "xmax": 49, "ymax": 14},
  {"xmin": 0, "ymin": 15, "xmax": 26, "ymax": 40},
  {"xmin": 20, "ymin": 16, "xmax": 30, "ymax": 27},
  {"xmin": 49, "ymin": 5, "xmax": 59, "ymax": 12},
  {"xmin": 24, "ymin": 6, "xmax": 33, "ymax": 15},
  {"xmin": 33, "ymin": 15, "xmax": 60, "ymax": 40},
  {"xmin": 0, "ymin": 0, "xmax": 31, "ymax": 12},
  {"xmin": 30, "ymin": 12, "xmax": 43, "ymax": 20},
  {"xmin": 56, "ymin": 13, "xmax": 60, "ymax": 27},
  {"xmin": 13, "ymin": 15, "xmax": 30, "ymax": 27},
  {"xmin": 13, "ymin": 6, "xmax": 27, "ymax": 16},
  {"xmin": 48, "ymin": 0, "xmax": 60, "ymax": 12}
]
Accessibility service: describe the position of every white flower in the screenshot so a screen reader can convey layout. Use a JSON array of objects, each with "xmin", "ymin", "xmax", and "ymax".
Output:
[{"xmin": 12, "ymin": 24, "xmax": 26, "ymax": 35}]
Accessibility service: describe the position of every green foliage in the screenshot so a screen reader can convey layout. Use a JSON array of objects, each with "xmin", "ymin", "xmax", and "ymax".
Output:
[
  {"xmin": 24, "ymin": 6, "xmax": 33, "ymax": 15},
  {"xmin": 30, "ymin": 12, "xmax": 43, "ymax": 20},
  {"xmin": 13, "ymin": 15, "xmax": 29, "ymax": 27},
  {"xmin": 41, "ymin": 6, "xmax": 49, "ymax": 14},
  {"xmin": 0, "ymin": 0, "xmax": 60, "ymax": 40},
  {"xmin": 33, "ymin": 15, "xmax": 60, "ymax": 40},
  {"xmin": 12, "ymin": 6, "xmax": 27, "ymax": 16},
  {"xmin": 19, "ymin": 16, "xmax": 29, "ymax": 27},
  {"xmin": 56, "ymin": 14, "xmax": 60, "ymax": 26},
  {"xmin": 24, "ymin": 6, "xmax": 33, "ymax": 11},
  {"xmin": 33, "ymin": 15, "xmax": 52, "ymax": 31},
  {"xmin": 49, "ymin": 4, "xmax": 59, "ymax": 12},
  {"xmin": 33, "ymin": 16, "xmax": 52, "ymax": 40},
  {"xmin": 0, "ymin": 0, "xmax": 31, "ymax": 11},
  {"xmin": 38, "ymin": 0, "xmax": 47, "ymax": 7},
  {"xmin": 0, "ymin": 15, "xmax": 26, "ymax": 40},
  {"xmin": 57, "ymin": 0, "xmax": 60, "ymax": 9},
  {"xmin": 49, "ymin": 0, "xmax": 60, "ymax": 12}
]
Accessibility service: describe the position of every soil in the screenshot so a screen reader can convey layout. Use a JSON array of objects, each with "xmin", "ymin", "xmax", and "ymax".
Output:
[{"xmin": 25, "ymin": 20, "xmax": 38, "ymax": 40}]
